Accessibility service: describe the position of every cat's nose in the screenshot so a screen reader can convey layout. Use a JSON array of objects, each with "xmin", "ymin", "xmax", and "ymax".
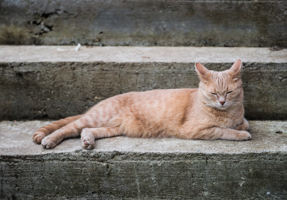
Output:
[
  {"xmin": 219, "ymin": 100, "xmax": 226, "ymax": 105},
  {"xmin": 219, "ymin": 96, "xmax": 226, "ymax": 105}
]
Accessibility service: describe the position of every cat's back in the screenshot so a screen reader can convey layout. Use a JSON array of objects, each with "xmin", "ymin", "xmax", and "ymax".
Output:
[
  {"xmin": 117, "ymin": 88, "xmax": 198, "ymax": 120},
  {"xmin": 91, "ymin": 88, "xmax": 198, "ymax": 121},
  {"xmin": 121, "ymin": 88, "xmax": 198, "ymax": 105}
]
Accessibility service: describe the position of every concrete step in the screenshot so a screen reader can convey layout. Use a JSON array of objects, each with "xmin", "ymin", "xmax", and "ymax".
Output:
[
  {"xmin": 1, "ymin": 120, "xmax": 287, "ymax": 199},
  {"xmin": 0, "ymin": 0, "xmax": 286, "ymax": 47},
  {"xmin": 0, "ymin": 46, "xmax": 287, "ymax": 120}
]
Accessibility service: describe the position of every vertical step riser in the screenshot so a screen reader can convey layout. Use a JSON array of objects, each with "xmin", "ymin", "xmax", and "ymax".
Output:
[
  {"xmin": 1, "ymin": 62, "xmax": 286, "ymax": 120},
  {"xmin": 0, "ymin": 0, "xmax": 286, "ymax": 46}
]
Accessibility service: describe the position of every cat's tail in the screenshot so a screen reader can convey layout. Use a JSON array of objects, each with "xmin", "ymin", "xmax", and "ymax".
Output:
[{"xmin": 33, "ymin": 115, "xmax": 83, "ymax": 144}]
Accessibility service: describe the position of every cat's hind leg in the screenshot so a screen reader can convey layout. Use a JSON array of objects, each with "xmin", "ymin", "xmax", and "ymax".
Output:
[
  {"xmin": 235, "ymin": 118, "xmax": 249, "ymax": 131},
  {"xmin": 81, "ymin": 127, "xmax": 122, "ymax": 149}
]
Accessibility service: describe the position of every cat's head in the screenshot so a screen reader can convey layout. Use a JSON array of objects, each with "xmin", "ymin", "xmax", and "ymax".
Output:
[{"xmin": 195, "ymin": 59, "xmax": 243, "ymax": 110}]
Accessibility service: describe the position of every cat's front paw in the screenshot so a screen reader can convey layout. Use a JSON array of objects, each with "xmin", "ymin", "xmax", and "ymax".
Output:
[
  {"xmin": 81, "ymin": 128, "xmax": 95, "ymax": 150},
  {"xmin": 33, "ymin": 131, "xmax": 45, "ymax": 144},
  {"xmin": 81, "ymin": 137, "xmax": 95, "ymax": 150},
  {"xmin": 237, "ymin": 131, "xmax": 252, "ymax": 140},
  {"xmin": 41, "ymin": 135, "xmax": 58, "ymax": 149}
]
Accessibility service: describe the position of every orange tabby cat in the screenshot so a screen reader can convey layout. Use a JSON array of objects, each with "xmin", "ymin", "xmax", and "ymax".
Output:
[{"xmin": 33, "ymin": 59, "xmax": 251, "ymax": 149}]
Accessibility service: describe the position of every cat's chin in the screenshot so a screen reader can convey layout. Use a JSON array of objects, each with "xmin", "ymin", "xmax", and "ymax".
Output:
[
  {"xmin": 215, "ymin": 105, "xmax": 229, "ymax": 111},
  {"xmin": 205, "ymin": 104, "xmax": 229, "ymax": 111},
  {"xmin": 207, "ymin": 104, "xmax": 229, "ymax": 111}
]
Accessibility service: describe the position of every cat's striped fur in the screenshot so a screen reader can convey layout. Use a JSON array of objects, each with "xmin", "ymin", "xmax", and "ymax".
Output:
[{"xmin": 33, "ymin": 59, "xmax": 250, "ymax": 149}]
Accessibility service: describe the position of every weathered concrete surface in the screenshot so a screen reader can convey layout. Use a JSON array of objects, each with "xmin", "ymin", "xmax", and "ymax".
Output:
[
  {"xmin": 1, "ymin": 46, "xmax": 287, "ymax": 63},
  {"xmin": 0, "ymin": 0, "xmax": 287, "ymax": 47},
  {"xmin": 0, "ymin": 46, "xmax": 287, "ymax": 120},
  {"xmin": 1, "ymin": 121, "xmax": 287, "ymax": 154},
  {"xmin": 1, "ymin": 120, "xmax": 287, "ymax": 199}
]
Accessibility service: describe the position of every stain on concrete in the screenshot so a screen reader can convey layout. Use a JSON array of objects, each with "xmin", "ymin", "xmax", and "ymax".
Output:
[{"xmin": 0, "ymin": 26, "xmax": 32, "ymax": 45}]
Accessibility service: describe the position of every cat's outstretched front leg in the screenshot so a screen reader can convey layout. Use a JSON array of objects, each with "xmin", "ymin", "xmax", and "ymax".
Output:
[
  {"xmin": 41, "ymin": 117, "xmax": 88, "ymax": 148},
  {"xmin": 185, "ymin": 127, "xmax": 251, "ymax": 141},
  {"xmin": 81, "ymin": 127, "xmax": 122, "ymax": 149},
  {"xmin": 33, "ymin": 115, "xmax": 82, "ymax": 144}
]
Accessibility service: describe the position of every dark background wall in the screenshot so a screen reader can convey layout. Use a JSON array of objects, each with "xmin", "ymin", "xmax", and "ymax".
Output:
[{"xmin": 0, "ymin": 0, "xmax": 286, "ymax": 47}]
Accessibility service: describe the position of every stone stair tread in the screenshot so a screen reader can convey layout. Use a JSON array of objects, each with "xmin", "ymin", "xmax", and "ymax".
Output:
[
  {"xmin": 0, "ymin": 46, "xmax": 286, "ymax": 63},
  {"xmin": 1, "ymin": 120, "xmax": 286, "ymax": 155}
]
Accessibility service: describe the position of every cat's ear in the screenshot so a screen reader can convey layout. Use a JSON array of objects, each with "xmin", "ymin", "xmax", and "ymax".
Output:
[
  {"xmin": 229, "ymin": 59, "xmax": 242, "ymax": 80},
  {"xmin": 195, "ymin": 62, "xmax": 210, "ymax": 81}
]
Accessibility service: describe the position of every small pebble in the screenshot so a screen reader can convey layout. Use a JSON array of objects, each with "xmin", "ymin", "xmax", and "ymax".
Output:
[{"xmin": 276, "ymin": 131, "xmax": 283, "ymax": 134}]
